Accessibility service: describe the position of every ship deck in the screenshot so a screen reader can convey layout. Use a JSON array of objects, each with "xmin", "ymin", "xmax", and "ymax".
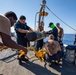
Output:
[
  {"xmin": 0, "ymin": 38, "xmax": 76, "ymax": 75},
  {"xmin": 0, "ymin": 48, "xmax": 76, "ymax": 75}
]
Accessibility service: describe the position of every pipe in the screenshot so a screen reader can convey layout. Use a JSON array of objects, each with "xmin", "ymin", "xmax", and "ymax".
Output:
[{"xmin": 26, "ymin": 31, "xmax": 47, "ymax": 41}]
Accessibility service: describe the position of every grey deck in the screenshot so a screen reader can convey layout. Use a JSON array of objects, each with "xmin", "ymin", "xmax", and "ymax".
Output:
[
  {"xmin": 0, "ymin": 37, "xmax": 76, "ymax": 75},
  {"xmin": 0, "ymin": 48, "xmax": 76, "ymax": 75}
]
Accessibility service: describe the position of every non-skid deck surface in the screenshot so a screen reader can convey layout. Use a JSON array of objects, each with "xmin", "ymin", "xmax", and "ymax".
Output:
[{"xmin": 0, "ymin": 48, "xmax": 76, "ymax": 75}]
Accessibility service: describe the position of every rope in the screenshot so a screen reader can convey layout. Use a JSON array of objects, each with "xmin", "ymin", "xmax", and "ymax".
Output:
[{"xmin": 46, "ymin": 5, "xmax": 76, "ymax": 32}]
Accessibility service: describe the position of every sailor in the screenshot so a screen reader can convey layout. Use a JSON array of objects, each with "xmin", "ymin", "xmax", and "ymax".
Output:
[
  {"xmin": 43, "ymin": 34, "xmax": 63, "ymax": 64},
  {"xmin": 14, "ymin": 15, "xmax": 33, "ymax": 64},
  {"xmin": 0, "ymin": 11, "xmax": 27, "ymax": 55},
  {"xmin": 48, "ymin": 22, "xmax": 58, "ymax": 41},
  {"xmin": 36, "ymin": 21, "xmax": 44, "ymax": 51},
  {"xmin": 74, "ymin": 34, "xmax": 76, "ymax": 45},
  {"xmin": 56, "ymin": 23, "xmax": 64, "ymax": 42},
  {"xmin": 56, "ymin": 23, "xmax": 64, "ymax": 50}
]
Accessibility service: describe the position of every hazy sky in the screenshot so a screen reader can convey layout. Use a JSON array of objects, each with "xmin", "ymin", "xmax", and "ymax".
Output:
[{"xmin": 0, "ymin": 0, "xmax": 76, "ymax": 34}]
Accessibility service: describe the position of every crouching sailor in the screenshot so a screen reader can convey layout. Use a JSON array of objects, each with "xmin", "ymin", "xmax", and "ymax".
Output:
[{"xmin": 43, "ymin": 34, "xmax": 63, "ymax": 65}]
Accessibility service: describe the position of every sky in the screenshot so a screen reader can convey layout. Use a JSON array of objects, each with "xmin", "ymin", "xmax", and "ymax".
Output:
[{"xmin": 0, "ymin": 0, "xmax": 76, "ymax": 34}]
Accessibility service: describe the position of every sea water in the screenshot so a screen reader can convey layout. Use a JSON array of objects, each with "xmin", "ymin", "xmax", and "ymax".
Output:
[
  {"xmin": 63, "ymin": 34, "xmax": 75, "ymax": 45},
  {"xmin": 44, "ymin": 34, "xmax": 75, "ymax": 45}
]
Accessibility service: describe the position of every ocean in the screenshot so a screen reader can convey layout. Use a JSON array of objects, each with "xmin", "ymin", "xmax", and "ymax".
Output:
[
  {"xmin": 44, "ymin": 34, "xmax": 75, "ymax": 45},
  {"xmin": 63, "ymin": 34, "xmax": 75, "ymax": 45}
]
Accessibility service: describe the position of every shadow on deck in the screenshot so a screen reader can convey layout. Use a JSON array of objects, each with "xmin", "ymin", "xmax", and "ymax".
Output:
[{"xmin": 0, "ymin": 50, "xmax": 76, "ymax": 75}]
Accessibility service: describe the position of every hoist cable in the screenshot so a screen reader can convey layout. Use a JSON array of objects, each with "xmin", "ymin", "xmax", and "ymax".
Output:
[{"xmin": 46, "ymin": 5, "xmax": 76, "ymax": 32}]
